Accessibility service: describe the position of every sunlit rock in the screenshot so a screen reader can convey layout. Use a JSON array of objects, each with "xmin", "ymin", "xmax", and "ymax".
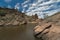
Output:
[{"xmin": 33, "ymin": 22, "xmax": 60, "ymax": 40}]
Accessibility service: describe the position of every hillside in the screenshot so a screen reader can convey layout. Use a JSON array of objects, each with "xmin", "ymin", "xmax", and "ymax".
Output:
[
  {"xmin": 0, "ymin": 7, "xmax": 39, "ymax": 26},
  {"xmin": 42, "ymin": 12, "xmax": 60, "ymax": 25}
]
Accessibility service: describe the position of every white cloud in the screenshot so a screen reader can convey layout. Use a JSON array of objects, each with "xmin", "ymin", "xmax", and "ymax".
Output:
[
  {"xmin": 22, "ymin": 0, "xmax": 30, "ymax": 6},
  {"xmin": 15, "ymin": 3, "xmax": 20, "ymax": 10},
  {"xmin": 4, "ymin": 0, "xmax": 12, "ymax": 3},
  {"xmin": 21, "ymin": 0, "xmax": 60, "ymax": 18},
  {"xmin": 22, "ymin": 0, "xmax": 30, "ymax": 13}
]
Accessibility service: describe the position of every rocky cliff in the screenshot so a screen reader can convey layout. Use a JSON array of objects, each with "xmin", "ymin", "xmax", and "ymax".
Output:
[
  {"xmin": 0, "ymin": 7, "xmax": 39, "ymax": 26},
  {"xmin": 33, "ymin": 12, "xmax": 60, "ymax": 40}
]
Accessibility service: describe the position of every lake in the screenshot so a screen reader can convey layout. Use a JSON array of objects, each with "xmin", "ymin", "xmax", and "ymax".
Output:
[{"xmin": 0, "ymin": 23, "xmax": 41, "ymax": 40}]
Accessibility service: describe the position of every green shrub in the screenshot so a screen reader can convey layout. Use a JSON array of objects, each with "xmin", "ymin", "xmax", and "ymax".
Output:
[{"xmin": 0, "ymin": 10, "xmax": 6, "ymax": 16}]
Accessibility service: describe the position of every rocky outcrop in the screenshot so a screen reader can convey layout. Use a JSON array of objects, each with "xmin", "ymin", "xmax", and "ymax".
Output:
[
  {"xmin": 33, "ymin": 22, "xmax": 60, "ymax": 40},
  {"xmin": 33, "ymin": 13, "xmax": 60, "ymax": 40},
  {"xmin": 0, "ymin": 7, "xmax": 39, "ymax": 26}
]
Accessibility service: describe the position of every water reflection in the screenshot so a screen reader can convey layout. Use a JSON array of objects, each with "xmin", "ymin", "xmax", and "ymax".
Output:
[{"xmin": 0, "ymin": 23, "xmax": 41, "ymax": 40}]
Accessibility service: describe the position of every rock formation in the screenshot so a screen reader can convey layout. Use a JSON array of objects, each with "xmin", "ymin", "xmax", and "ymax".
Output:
[
  {"xmin": 33, "ymin": 13, "xmax": 60, "ymax": 40},
  {"xmin": 0, "ymin": 7, "xmax": 39, "ymax": 26}
]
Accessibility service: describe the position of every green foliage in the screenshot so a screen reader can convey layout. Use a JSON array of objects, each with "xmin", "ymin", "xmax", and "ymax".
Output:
[{"xmin": 0, "ymin": 10, "xmax": 6, "ymax": 16}]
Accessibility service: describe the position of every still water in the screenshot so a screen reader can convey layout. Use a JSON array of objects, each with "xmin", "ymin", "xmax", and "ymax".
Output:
[{"xmin": 0, "ymin": 23, "xmax": 41, "ymax": 40}]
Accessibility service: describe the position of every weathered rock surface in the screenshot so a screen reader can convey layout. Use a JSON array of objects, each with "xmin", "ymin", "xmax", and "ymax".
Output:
[
  {"xmin": 0, "ymin": 7, "xmax": 39, "ymax": 26},
  {"xmin": 33, "ymin": 13, "xmax": 60, "ymax": 40},
  {"xmin": 33, "ymin": 22, "xmax": 60, "ymax": 40}
]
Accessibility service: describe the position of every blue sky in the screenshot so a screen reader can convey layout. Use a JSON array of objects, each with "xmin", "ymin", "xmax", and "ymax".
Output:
[
  {"xmin": 0, "ymin": 0, "xmax": 60, "ymax": 18},
  {"xmin": 0, "ymin": 0, "xmax": 24, "ymax": 8}
]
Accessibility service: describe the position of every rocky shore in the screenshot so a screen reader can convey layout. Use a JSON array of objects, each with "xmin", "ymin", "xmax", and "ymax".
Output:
[{"xmin": 33, "ymin": 13, "xmax": 60, "ymax": 40}]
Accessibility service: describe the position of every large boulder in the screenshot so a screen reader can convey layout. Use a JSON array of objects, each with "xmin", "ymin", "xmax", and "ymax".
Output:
[{"xmin": 33, "ymin": 22, "xmax": 60, "ymax": 40}]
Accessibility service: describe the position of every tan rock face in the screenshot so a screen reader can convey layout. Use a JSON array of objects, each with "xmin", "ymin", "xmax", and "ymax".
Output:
[
  {"xmin": 33, "ymin": 22, "xmax": 60, "ymax": 40},
  {"xmin": 0, "ymin": 8, "xmax": 41, "ymax": 25}
]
